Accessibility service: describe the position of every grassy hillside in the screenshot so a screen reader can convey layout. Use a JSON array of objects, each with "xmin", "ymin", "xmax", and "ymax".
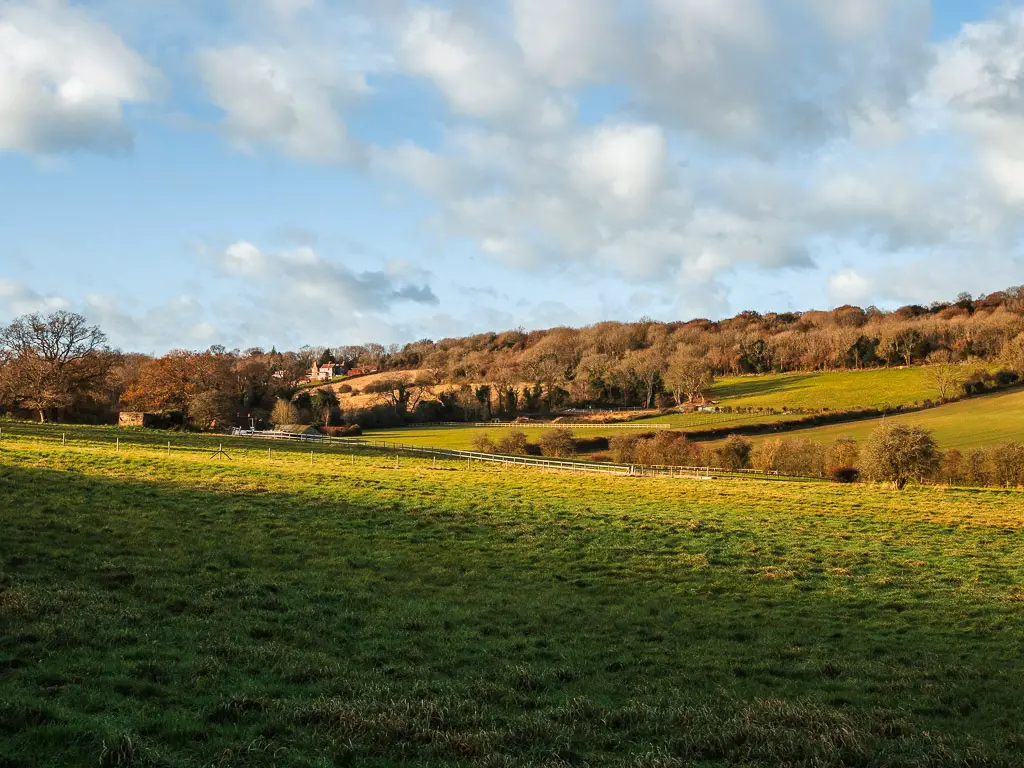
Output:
[
  {"xmin": 708, "ymin": 367, "xmax": 939, "ymax": 411},
  {"xmin": 730, "ymin": 386, "xmax": 1024, "ymax": 451},
  {"xmin": 2, "ymin": 425, "xmax": 1024, "ymax": 765}
]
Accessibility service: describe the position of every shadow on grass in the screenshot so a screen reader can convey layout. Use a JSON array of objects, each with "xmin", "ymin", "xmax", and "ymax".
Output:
[
  {"xmin": 2, "ymin": 462, "xmax": 1023, "ymax": 767},
  {"xmin": 710, "ymin": 374, "xmax": 820, "ymax": 402}
]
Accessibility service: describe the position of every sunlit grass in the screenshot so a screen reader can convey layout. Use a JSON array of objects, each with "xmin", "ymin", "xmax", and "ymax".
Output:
[
  {"xmin": 2, "ymin": 423, "xmax": 1024, "ymax": 765},
  {"xmin": 708, "ymin": 368, "xmax": 939, "ymax": 411},
  {"xmin": 718, "ymin": 387, "xmax": 1024, "ymax": 451}
]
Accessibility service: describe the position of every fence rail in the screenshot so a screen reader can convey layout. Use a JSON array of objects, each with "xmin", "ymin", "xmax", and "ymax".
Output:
[
  {"xmin": 229, "ymin": 429, "xmax": 812, "ymax": 482},
  {"xmin": 0, "ymin": 424, "xmax": 825, "ymax": 483}
]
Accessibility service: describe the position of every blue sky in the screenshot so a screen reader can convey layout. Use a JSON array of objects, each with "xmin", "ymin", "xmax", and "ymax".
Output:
[{"xmin": 1, "ymin": 0, "xmax": 1022, "ymax": 353}]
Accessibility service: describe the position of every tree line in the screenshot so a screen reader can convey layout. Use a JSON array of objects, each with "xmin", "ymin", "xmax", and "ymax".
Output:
[
  {"xmin": 470, "ymin": 422, "xmax": 1024, "ymax": 491},
  {"xmin": 3, "ymin": 285, "xmax": 1024, "ymax": 428}
]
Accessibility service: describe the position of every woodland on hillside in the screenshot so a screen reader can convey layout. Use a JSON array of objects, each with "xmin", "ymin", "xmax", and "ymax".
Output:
[{"xmin": 3, "ymin": 288, "xmax": 1024, "ymax": 428}]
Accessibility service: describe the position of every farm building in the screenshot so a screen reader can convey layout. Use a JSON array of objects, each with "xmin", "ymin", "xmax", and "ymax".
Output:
[{"xmin": 118, "ymin": 412, "xmax": 178, "ymax": 429}]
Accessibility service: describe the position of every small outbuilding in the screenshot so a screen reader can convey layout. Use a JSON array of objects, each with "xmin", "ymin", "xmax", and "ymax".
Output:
[{"xmin": 118, "ymin": 412, "xmax": 176, "ymax": 429}]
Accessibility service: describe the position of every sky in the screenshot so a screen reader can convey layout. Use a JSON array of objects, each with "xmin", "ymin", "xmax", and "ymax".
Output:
[{"xmin": 1, "ymin": 0, "xmax": 1022, "ymax": 353}]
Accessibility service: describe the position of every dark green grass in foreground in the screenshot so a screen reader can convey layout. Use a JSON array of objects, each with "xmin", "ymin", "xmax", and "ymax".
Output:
[{"xmin": 2, "ymin": 428, "xmax": 1024, "ymax": 766}]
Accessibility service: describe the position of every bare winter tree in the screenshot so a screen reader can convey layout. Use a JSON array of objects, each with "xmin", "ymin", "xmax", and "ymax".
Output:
[
  {"xmin": 924, "ymin": 351, "xmax": 965, "ymax": 400},
  {"xmin": 664, "ymin": 351, "xmax": 715, "ymax": 405},
  {"xmin": 0, "ymin": 311, "xmax": 112, "ymax": 422}
]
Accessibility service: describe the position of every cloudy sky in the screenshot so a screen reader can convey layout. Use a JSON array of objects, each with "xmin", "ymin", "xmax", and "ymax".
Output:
[{"xmin": 1, "ymin": 0, "xmax": 1022, "ymax": 352}]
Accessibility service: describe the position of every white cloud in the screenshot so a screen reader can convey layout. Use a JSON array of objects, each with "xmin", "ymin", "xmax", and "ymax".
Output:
[
  {"xmin": 0, "ymin": 278, "xmax": 71, "ymax": 315},
  {"xmin": 0, "ymin": 0, "xmax": 160, "ymax": 154},
  {"xmin": 399, "ymin": 5, "xmax": 572, "ymax": 132},
  {"xmin": 570, "ymin": 124, "xmax": 668, "ymax": 219},
  {"xmin": 198, "ymin": 44, "xmax": 366, "ymax": 162},
  {"xmin": 828, "ymin": 269, "xmax": 872, "ymax": 305},
  {"xmin": 510, "ymin": 0, "xmax": 620, "ymax": 87},
  {"xmin": 214, "ymin": 241, "xmax": 438, "ymax": 311},
  {"xmin": 928, "ymin": 10, "xmax": 1024, "ymax": 204},
  {"xmin": 12, "ymin": 0, "xmax": 1024, "ymax": 344}
]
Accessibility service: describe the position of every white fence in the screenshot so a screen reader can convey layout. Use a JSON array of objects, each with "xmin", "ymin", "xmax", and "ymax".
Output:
[{"xmin": 228, "ymin": 429, "xmax": 800, "ymax": 481}]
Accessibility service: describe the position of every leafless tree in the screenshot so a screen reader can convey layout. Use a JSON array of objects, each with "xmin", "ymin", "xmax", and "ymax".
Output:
[
  {"xmin": 0, "ymin": 311, "xmax": 112, "ymax": 422},
  {"xmin": 664, "ymin": 351, "xmax": 715, "ymax": 405},
  {"xmin": 924, "ymin": 353, "xmax": 965, "ymax": 400}
]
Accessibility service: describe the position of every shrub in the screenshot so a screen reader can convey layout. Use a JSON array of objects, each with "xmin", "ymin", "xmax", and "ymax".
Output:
[
  {"xmin": 326, "ymin": 406, "xmax": 344, "ymax": 427},
  {"xmin": 496, "ymin": 431, "xmax": 529, "ymax": 455},
  {"xmin": 188, "ymin": 389, "xmax": 235, "ymax": 431},
  {"xmin": 966, "ymin": 449, "xmax": 991, "ymax": 487},
  {"xmin": 271, "ymin": 398, "xmax": 300, "ymax": 427},
  {"xmin": 827, "ymin": 466, "xmax": 860, "ymax": 483},
  {"xmin": 572, "ymin": 436, "xmax": 609, "ymax": 454},
  {"xmin": 995, "ymin": 369, "xmax": 1020, "ymax": 387},
  {"xmin": 829, "ymin": 466, "xmax": 860, "ymax": 483},
  {"xmin": 321, "ymin": 424, "xmax": 362, "ymax": 437},
  {"xmin": 472, "ymin": 433, "xmax": 497, "ymax": 454},
  {"xmin": 751, "ymin": 439, "xmax": 783, "ymax": 472},
  {"xmin": 337, "ymin": 383, "xmax": 353, "ymax": 394},
  {"xmin": 941, "ymin": 448, "xmax": 966, "ymax": 486},
  {"xmin": 862, "ymin": 423, "xmax": 940, "ymax": 490},
  {"xmin": 610, "ymin": 434, "xmax": 641, "ymax": 463},
  {"xmin": 826, "ymin": 436, "xmax": 859, "ymax": 475},
  {"xmin": 961, "ymin": 369, "xmax": 992, "ymax": 396},
  {"xmin": 716, "ymin": 435, "xmax": 753, "ymax": 470},
  {"xmin": 752, "ymin": 438, "xmax": 825, "ymax": 477},
  {"xmin": 987, "ymin": 441, "xmax": 1024, "ymax": 487},
  {"xmin": 777, "ymin": 439, "xmax": 826, "ymax": 477},
  {"xmin": 538, "ymin": 428, "xmax": 575, "ymax": 457},
  {"xmin": 634, "ymin": 433, "xmax": 689, "ymax": 466}
]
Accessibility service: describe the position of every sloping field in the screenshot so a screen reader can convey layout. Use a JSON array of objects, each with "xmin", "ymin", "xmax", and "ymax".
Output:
[
  {"xmin": 708, "ymin": 367, "xmax": 939, "ymax": 411},
  {"xmin": 2, "ymin": 424, "xmax": 1024, "ymax": 765},
  {"xmin": 734, "ymin": 387, "xmax": 1024, "ymax": 451}
]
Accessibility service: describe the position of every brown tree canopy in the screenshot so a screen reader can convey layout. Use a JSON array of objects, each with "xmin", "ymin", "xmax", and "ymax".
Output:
[{"xmin": 0, "ymin": 311, "xmax": 112, "ymax": 422}]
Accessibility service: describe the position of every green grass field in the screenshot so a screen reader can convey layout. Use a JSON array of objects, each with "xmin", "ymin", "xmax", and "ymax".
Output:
[
  {"xmin": 729, "ymin": 387, "xmax": 1024, "ymax": 451},
  {"xmin": 708, "ymin": 368, "xmax": 939, "ymax": 412},
  {"xmin": 2, "ymin": 424, "xmax": 1024, "ymax": 765},
  {"xmin": 365, "ymin": 368, "xmax": 944, "ymax": 449}
]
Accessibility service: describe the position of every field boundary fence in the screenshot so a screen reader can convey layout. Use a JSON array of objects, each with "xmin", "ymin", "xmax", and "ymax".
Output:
[
  {"xmin": 230, "ymin": 429, "xmax": 817, "ymax": 482},
  {"xmin": 0, "ymin": 423, "xmax": 825, "ymax": 484}
]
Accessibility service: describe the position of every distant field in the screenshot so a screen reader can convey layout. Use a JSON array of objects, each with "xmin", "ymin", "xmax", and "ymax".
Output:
[
  {"xmin": 725, "ymin": 387, "xmax": 1024, "ymax": 451},
  {"xmin": 635, "ymin": 411, "xmax": 809, "ymax": 429},
  {"xmin": 3, "ymin": 423, "xmax": 1024, "ymax": 765},
  {"xmin": 708, "ymin": 367, "xmax": 939, "ymax": 411}
]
